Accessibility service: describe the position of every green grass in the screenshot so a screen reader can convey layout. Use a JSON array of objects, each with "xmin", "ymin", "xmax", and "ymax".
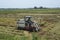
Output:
[
  {"xmin": 0, "ymin": 33, "xmax": 14, "ymax": 40},
  {"xmin": 0, "ymin": 33, "xmax": 28, "ymax": 40},
  {"xmin": 0, "ymin": 9, "xmax": 60, "ymax": 14}
]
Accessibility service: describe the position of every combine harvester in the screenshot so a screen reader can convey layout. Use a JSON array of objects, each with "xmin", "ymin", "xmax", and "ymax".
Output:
[{"xmin": 17, "ymin": 16, "xmax": 40, "ymax": 32}]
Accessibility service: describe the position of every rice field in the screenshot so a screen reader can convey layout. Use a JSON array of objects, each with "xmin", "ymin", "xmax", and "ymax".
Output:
[{"xmin": 0, "ymin": 9, "xmax": 60, "ymax": 40}]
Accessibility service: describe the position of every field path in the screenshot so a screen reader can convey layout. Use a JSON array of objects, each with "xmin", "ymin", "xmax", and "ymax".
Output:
[
  {"xmin": 24, "ymin": 31, "xmax": 32, "ymax": 40},
  {"xmin": 18, "ymin": 13, "xmax": 60, "ymax": 15}
]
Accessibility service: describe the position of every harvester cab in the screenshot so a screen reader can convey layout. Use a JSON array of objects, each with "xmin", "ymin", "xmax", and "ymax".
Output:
[
  {"xmin": 17, "ymin": 16, "xmax": 40, "ymax": 32},
  {"xmin": 24, "ymin": 16, "xmax": 33, "ymax": 27}
]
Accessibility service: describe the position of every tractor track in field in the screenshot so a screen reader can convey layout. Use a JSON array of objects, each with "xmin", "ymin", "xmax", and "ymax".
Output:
[{"xmin": 18, "ymin": 14, "xmax": 60, "ymax": 15}]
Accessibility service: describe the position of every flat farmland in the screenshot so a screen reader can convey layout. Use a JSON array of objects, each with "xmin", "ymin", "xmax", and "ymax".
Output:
[{"xmin": 0, "ymin": 9, "xmax": 60, "ymax": 40}]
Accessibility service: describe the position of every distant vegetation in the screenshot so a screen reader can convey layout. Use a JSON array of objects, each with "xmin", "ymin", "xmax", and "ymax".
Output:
[{"xmin": 0, "ymin": 8, "xmax": 60, "ymax": 14}]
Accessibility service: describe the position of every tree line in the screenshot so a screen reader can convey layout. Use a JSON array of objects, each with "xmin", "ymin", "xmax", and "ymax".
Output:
[{"xmin": 34, "ymin": 6, "xmax": 48, "ymax": 9}]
